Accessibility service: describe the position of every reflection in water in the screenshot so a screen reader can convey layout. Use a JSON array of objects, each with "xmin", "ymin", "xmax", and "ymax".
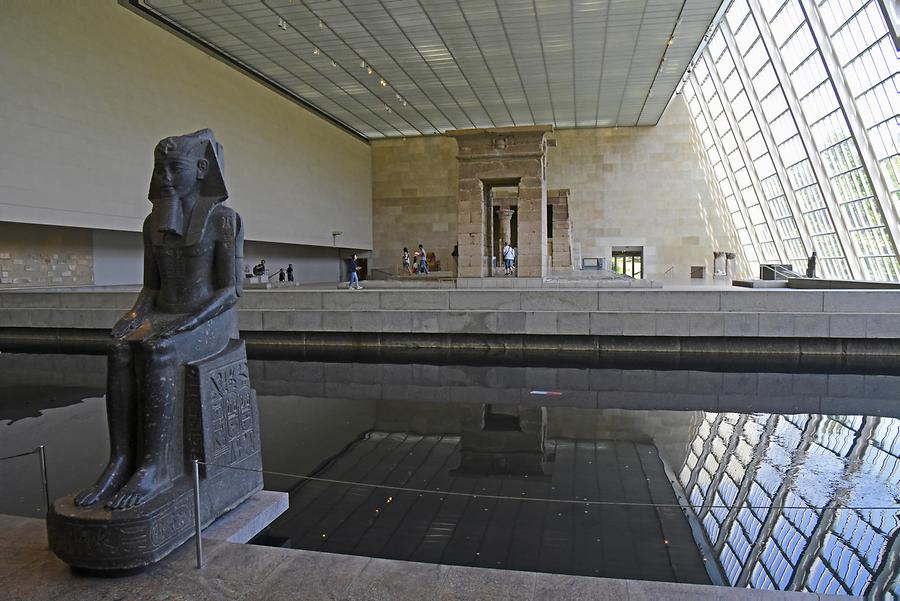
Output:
[
  {"xmin": 0, "ymin": 354, "xmax": 898, "ymax": 595},
  {"xmin": 679, "ymin": 412, "xmax": 900, "ymax": 597}
]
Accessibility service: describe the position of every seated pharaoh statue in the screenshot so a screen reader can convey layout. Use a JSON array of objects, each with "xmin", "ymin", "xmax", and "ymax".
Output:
[{"xmin": 47, "ymin": 129, "xmax": 263, "ymax": 571}]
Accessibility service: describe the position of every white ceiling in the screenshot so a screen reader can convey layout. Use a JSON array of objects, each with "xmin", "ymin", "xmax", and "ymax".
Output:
[{"xmin": 135, "ymin": 0, "xmax": 725, "ymax": 139}]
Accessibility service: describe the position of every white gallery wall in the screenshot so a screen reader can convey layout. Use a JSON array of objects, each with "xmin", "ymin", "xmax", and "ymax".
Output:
[{"xmin": 0, "ymin": 1, "xmax": 372, "ymax": 251}]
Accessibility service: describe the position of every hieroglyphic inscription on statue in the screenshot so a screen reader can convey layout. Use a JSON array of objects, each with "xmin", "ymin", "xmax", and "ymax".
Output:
[
  {"xmin": 148, "ymin": 496, "xmax": 193, "ymax": 547},
  {"xmin": 194, "ymin": 355, "xmax": 257, "ymax": 478}
]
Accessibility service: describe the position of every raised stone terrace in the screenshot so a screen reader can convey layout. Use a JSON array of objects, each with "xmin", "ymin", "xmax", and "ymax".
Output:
[{"xmin": 1, "ymin": 287, "xmax": 899, "ymax": 343}]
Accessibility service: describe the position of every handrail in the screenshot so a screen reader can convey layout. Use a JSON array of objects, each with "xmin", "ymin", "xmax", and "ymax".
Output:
[
  {"xmin": 762, "ymin": 264, "xmax": 805, "ymax": 279},
  {"xmin": 0, "ymin": 445, "xmax": 50, "ymax": 514}
]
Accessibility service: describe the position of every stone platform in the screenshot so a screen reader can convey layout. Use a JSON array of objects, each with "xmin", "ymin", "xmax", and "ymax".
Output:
[
  {"xmin": 1, "ymin": 286, "xmax": 899, "ymax": 359},
  {"xmin": 0, "ymin": 514, "xmax": 853, "ymax": 600}
]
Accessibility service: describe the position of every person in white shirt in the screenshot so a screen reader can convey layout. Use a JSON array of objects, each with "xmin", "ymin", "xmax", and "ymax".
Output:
[{"xmin": 502, "ymin": 242, "xmax": 515, "ymax": 275}]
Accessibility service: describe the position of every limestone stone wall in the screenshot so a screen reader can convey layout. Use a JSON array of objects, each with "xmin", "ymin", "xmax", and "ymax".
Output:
[
  {"xmin": 371, "ymin": 98, "xmax": 747, "ymax": 280},
  {"xmin": 0, "ymin": 222, "xmax": 93, "ymax": 286},
  {"xmin": 371, "ymin": 136, "xmax": 459, "ymax": 273},
  {"xmin": 547, "ymin": 99, "xmax": 748, "ymax": 279}
]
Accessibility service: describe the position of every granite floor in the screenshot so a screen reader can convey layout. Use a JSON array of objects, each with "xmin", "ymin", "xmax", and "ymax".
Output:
[{"xmin": 1, "ymin": 514, "xmax": 856, "ymax": 601}]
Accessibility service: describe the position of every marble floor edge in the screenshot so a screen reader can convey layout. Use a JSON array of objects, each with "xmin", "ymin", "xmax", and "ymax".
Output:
[{"xmin": 0, "ymin": 515, "xmax": 865, "ymax": 601}]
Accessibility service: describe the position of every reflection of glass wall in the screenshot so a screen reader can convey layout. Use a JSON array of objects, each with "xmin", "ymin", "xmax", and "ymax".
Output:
[
  {"xmin": 678, "ymin": 412, "xmax": 900, "ymax": 595},
  {"xmin": 682, "ymin": 0, "xmax": 899, "ymax": 281}
]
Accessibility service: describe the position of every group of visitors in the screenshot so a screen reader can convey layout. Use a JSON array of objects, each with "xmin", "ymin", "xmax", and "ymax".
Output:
[
  {"xmin": 402, "ymin": 244, "xmax": 431, "ymax": 275},
  {"xmin": 251, "ymin": 259, "xmax": 294, "ymax": 282}
]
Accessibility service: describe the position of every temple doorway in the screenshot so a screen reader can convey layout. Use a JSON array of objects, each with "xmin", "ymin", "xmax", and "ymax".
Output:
[{"xmin": 488, "ymin": 185, "xmax": 518, "ymax": 276}]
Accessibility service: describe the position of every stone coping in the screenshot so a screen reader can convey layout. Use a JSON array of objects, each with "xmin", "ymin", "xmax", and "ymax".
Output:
[
  {"xmin": 1, "ymin": 289, "xmax": 898, "ymax": 339},
  {"xmin": 0, "ymin": 515, "xmax": 853, "ymax": 600},
  {"xmin": 1, "ymin": 287, "xmax": 899, "ymax": 311}
]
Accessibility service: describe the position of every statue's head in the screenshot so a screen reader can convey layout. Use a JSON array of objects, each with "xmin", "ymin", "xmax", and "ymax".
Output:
[{"xmin": 149, "ymin": 129, "xmax": 227, "ymax": 235}]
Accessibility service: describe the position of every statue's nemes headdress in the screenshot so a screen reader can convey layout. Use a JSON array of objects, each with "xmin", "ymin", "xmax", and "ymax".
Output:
[
  {"xmin": 149, "ymin": 129, "xmax": 229, "ymax": 245},
  {"xmin": 149, "ymin": 128, "xmax": 227, "ymax": 202}
]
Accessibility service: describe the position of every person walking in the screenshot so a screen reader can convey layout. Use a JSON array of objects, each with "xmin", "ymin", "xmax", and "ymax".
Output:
[
  {"xmin": 502, "ymin": 241, "xmax": 515, "ymax": 275},
  {"xmin": 418, "ymin": 244, "xmax": 430, "ymax": 275},
  {"xmin": 278, "ymin": 268, "xmax": 286, "ymax": 282},
  {"xmin": 402, "ymin": 247, "xmax": 412, "ymax": 274},
  {"xmin": 348, "ymin": 253, "xmax": 363, "ymax": 289},
  {"xmin": 286, "ymin": 263, "xmax": 294, "ymax": 282}
]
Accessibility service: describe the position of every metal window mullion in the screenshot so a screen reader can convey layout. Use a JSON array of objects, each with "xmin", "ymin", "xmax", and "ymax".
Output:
[
  {"xmin": 735, "ymin": 415, "xmax": 822, "ymax": 588},
  {"xmin": 854, "ymin": 72, "xmax": 900, "ymax": 107},
  {"xmin": 867, "ymin": 527, "xmax": 900, "ymax": 598},
  {"xmin": 800, "ymin": 0, "xmax": 900, "ymax": 263},
  {"xmin": 748, "ymin": 0, "xmax": 863, "ymax": 278},
  {"xmin": 685, "ymin": 414, "xmax": 727, "ymax": 509},
  {"xmin": 700, "ymin": 416, "xmax": 751, "ymax": 551},
  {"xmin": 721, "ymin": 20, "xmax": 801, "ymax": 262},
  {"xmin": 711, "ymin": 416, "xmax": 780, "ymax": 559},
  {"xmin": 841, "ymin": 32, "xmax": 890, "ymax": 71},
  {"xmin": 789, "ymin": 418, "xmax": 879, "ymax": 591},
  {"xmin": 693, "ymin": 52, "xmax": 768, "ymax": 266}
]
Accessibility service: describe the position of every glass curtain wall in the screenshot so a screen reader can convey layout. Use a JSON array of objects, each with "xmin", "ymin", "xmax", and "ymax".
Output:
[{"xmin": 681, "ymin": 0, "xmax": 899, "ymax": 281}]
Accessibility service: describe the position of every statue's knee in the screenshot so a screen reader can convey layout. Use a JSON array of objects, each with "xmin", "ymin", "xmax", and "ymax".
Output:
[
  {"xmin": 108, "ymin": 340, "xmax": 131, "ymax": 365},
  {"xmin": 141, "ymin": 337, "xmax": 176, "ymax": 364}
]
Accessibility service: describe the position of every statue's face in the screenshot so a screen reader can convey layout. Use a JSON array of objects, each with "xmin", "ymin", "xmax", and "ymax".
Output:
[{"xmin": 152, "ymin": 157, "xmax": 208, "ymax": 198}]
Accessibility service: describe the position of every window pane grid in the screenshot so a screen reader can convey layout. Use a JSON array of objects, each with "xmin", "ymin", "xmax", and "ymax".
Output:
[{"xmin": 683, "ymin": 0, "xmax": 899, "ymax": 281}]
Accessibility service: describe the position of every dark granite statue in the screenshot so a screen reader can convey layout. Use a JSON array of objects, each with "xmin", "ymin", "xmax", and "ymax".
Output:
[
  {"xmin": 806, "ymin": 251, "xmax": 817, "ymax": 278},
  {"xmin": 47, "ymin": 130, "xmax": 263, "ymax": 571}
]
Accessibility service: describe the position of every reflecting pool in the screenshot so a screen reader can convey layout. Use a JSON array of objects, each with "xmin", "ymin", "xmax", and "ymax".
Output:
[{"xmin": 1, "ymin": 354, "xmax": 897, "ymax": 597}]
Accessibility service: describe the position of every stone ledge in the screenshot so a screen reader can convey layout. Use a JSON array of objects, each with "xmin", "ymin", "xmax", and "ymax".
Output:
[
  {"xmin": 2, "ymin": 307, "xmax": 899, "ymax": 338},
  {"xmin": 203, "ymin": 490, "xmax": 288, "ymax": 544},
  {"xmin": 0, "ymin": 514, "xmax": 856, "ymax": 601},
  {"xmin": 5, "ymin": 288, "xmax": 899, "ymax": 313}
]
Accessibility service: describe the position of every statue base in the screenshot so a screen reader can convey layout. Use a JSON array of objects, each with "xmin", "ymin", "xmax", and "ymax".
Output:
[{"xmin": 48, "ymin": 339, "xmax": 263, "ymax": 571}]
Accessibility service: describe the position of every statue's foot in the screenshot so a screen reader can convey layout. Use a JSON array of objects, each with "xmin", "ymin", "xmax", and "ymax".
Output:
[
  {"xmin": 74, "ymin": 455, "xmax": 132, "ymax": 507},
  {"xmin": 105, "ymin": 466, "xmax": 172, "ymax": 510}
]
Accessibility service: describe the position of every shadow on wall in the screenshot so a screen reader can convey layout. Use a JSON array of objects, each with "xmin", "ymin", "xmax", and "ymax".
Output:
[{"xmin": 684, "ymin": 98, "xmax": 750, "ymax": 279}]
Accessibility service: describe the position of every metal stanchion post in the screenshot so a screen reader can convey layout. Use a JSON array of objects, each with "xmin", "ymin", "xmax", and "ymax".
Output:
[
  {"xmin": 37, "ymin": 445, "xmax": 50, "ymax": 515},
  {"xmin": 192, "ymin": 459, "xmax": 203, "ymax": 569}
]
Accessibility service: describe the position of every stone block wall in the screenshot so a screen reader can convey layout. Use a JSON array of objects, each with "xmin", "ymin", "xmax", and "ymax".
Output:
[
  {"xmin": 450, "ymin": 127, "xmax": 550, "ymax": 278},
  {"xmin": 548, "ymin": 189, "xmax": 574, "ymax": 270},
  {"xmin": 0, "ymin": 221, "xmax": 93, "ymax": 285},
  {"xmin": 547, "ymin": 99, "xmax": 748, "ymax": 279},
  {"xmin": 371, "ymin": 136, "xmax": 459, "ymax": 273},
  {"xmin": 371, "ymin": 98, "xmax": 747, "ymax": 280}
]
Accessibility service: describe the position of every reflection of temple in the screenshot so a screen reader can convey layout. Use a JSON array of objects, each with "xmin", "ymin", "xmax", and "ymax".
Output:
[
  {"xmin": 260, "ymin": 404, "xmax": 709, "ymax": 583},
  {"xmin": 453, "ymin": 405, "xmax": 550, "ymax": 476},
  {"xmin": 678, "ymin": 412, "xmax": 900, "ymax": 597}
]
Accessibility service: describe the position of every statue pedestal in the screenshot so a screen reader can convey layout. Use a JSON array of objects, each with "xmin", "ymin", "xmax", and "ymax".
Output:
[{"xmin": 48, "ymin": 340, "xmax": 263, "ymax": 571}]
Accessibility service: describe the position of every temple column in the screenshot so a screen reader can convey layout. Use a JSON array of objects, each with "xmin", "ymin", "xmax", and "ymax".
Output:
[{"xmin": 498, "ymin": 208, "xmax": 515, "ymax": 247}]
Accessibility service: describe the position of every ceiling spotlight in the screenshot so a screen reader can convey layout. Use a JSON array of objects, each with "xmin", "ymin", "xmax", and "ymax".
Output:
[
  {"xmin": 384, "ymin": 104, "xmax": 392, "ymax": 113},
  {"xmin": 313, "ymin": 47, "xmax": 320, "ymax": 55},
  {"xmin": 395, "ymin": 93, "xmax": 401, "ymax": 100},
  {"xmin": 360, "ymin": 60, "xmax": 366, "ymax": 69},
  {"xmin": 668, "ymin": 38, "xmax": 674, "ymax": 46},
  {"xmin": 318, "ymin": 20, "xmax": 324, "ymax": 29},
  {"xmin": 330, "ymin": 60, "xmax": 337, "ymax": 67},
  {"xmin": 277, "ymin": 17, "xmax": 287, "ymax": 31},
  {"xmin": 402, "ymin": 100, "xmax": 407, "ymax": 107},
  {"xmin": 367, "ymin": 66, "xmax": 373, "ymax": 75},
  {"xmin": 379, "ymin": 78, "xmax": 387, "ymax": 87}
]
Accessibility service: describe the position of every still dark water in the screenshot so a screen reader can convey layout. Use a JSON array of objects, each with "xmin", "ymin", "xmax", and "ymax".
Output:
[{"xmin": 1, "ymin": 353, "xmax": 898, "ymax": 597}]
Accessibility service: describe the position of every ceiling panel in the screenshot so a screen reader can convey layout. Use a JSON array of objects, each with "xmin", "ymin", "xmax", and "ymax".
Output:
[{"xmin": 134, "ymin": 0, "xmax": 725, "ymax": 139}]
